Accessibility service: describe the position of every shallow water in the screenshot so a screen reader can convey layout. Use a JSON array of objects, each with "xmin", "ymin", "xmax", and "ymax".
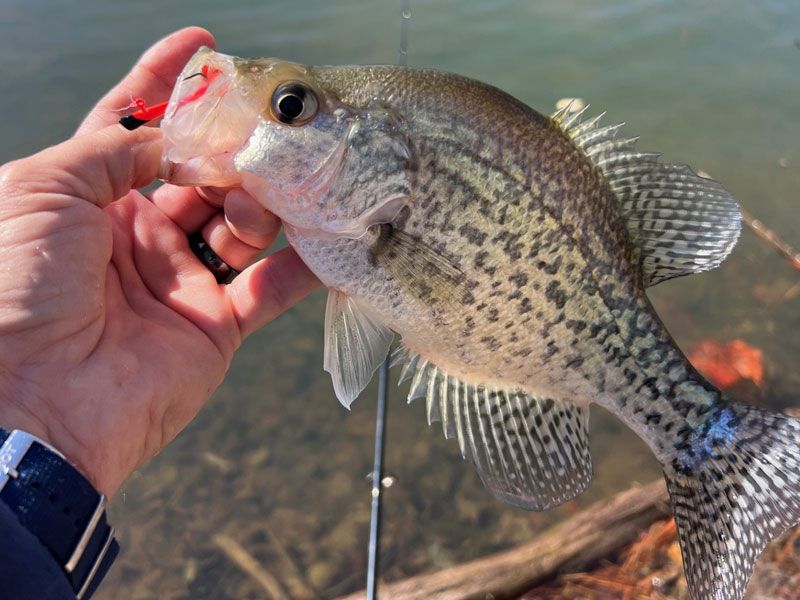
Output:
[{"xmin": 1, "ymin": 0, "xmax": 798, "ymax": 597}]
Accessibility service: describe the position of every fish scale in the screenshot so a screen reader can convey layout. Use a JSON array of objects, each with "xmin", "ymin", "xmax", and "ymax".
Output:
[
  {"xmin": 395, "ymin": 123, "xmax": 636, "ymax": 405},
  {"xmin": 159, "ymin": 49, "xmax": 799, "ymax": 600}
]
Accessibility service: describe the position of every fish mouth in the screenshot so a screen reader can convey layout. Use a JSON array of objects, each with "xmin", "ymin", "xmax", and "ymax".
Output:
[
  {"xmin": 158, "ymin": 153, "xmax": 242, "ymax": 187},
  {"xmin": 159, "ymin": 48, "xmax": 264, "ymax": 187}
]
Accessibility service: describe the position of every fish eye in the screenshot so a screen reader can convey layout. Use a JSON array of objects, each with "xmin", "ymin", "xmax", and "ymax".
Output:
[{"xmin": 271, "ymin": 81, "xmax": 318, "ymax": 125}]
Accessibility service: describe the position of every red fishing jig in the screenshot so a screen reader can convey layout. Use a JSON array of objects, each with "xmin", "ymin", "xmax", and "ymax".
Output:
[{"xmin": 119, "ymin": 64, "xmax": 221, "ymax": 130}]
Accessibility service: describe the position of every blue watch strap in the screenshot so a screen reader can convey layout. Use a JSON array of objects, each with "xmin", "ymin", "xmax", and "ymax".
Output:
[{"xmin": 0, "ymin": 428, "xmax": 119, "ymax": 598}]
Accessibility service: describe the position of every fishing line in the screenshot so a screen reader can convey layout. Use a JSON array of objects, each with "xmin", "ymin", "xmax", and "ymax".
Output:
[
  {"xmin": 366, "ymin": 5, "xmax": 411, "ymax": 599},
  {"xmin": 398, "ymin": 0, "xmax": 411, "ymax": 67}
]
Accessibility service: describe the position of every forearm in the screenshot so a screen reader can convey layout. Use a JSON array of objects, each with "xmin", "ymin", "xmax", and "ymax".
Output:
[{"xmin": 0, "ymin": 500, "xmax": 79, "ymax": 599}]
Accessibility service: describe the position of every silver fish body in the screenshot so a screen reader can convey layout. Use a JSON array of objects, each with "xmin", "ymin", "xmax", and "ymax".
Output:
[
  {"xmin": 159, "ymin": 49, "xmax": 800, "ymax": 600},
  {"xmin": 289, "ymin": 65, "xmax": 699, "ymax": 457}
]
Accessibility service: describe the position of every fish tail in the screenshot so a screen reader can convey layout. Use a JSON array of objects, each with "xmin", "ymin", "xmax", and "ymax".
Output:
[{"xmin": 663, "ymin": 400, "xmax": 800, "ymax": 600}]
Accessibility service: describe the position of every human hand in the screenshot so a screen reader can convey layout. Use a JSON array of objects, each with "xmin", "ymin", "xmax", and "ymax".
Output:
[{"xmin": 0, "ymin": 28, "xmax": 320, "ymax": 496}]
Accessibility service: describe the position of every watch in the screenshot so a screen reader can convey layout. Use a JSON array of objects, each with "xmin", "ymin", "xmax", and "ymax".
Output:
[{"xmin": 0, "ymin": 428, "xmax": 119, "ymax": 599}]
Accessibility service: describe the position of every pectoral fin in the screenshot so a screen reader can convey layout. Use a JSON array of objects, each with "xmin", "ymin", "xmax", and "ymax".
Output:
[
  {"xmin": 324, "ymin": 289, "xmax": 394, "ymax": 408},
  {"xmin": 371, "ymin": 224, "xmax": 464, "ymax": 306}
]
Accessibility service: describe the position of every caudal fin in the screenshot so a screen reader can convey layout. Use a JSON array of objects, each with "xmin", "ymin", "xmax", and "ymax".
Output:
[{"xmin": 664, "ymin": 402, "xmax": 800, "ymax": 600}]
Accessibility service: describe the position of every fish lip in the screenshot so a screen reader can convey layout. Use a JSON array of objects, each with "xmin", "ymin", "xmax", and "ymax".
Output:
[
  {"xmin": 160, "ymin": 153, "xmax": 243, "ymax": 187},
  {"xmin": 159, "ymin": 48, "xmax": 261, "ymax": 188},
  {"xmin": 157, "ymin": 155, "xmax": 175, "ymax": 182}
]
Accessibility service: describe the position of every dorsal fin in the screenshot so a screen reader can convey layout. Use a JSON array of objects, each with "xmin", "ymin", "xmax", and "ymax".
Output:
[
  {"xmin": 393, "ymin": 346, "xmax": 593, "ymax": 510},
  {"xmin": 553, "ymin": 104, "xmax": 741, "ymax": 286}
]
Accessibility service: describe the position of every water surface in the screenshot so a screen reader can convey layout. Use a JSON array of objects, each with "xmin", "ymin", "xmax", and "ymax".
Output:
[{"xmin": 1, "ymin": 1, "xmax": 798, "ymax": 597}]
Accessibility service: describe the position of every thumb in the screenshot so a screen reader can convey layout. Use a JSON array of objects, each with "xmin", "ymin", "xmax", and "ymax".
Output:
[{"xmin": 3, "ymin": 125, "xmax": 163, "ymax": 207}]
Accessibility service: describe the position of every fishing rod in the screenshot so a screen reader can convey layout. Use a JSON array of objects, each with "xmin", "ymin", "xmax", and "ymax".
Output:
[
  {"xmin": 365, "ymin": 5, "xmax": 410, "ymax": 599},
  {"xmin": 366, "ymin": 358, "xmax": 389, "ymax": 600}
]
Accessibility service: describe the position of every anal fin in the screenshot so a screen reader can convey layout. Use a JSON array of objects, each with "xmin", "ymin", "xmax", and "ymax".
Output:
[{"xmin": 394, "ymin": 347, "xmax": 593, "ymax": 510}]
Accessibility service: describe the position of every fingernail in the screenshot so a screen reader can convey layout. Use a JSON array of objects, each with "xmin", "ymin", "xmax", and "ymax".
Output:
[{"xmin": 226, "ymin": 188, "xmax": 255, "ymax": 205}]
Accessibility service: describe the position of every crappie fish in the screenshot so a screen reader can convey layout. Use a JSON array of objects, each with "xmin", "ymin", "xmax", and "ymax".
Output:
[{"xmin": 159, "ymin": 48, "xmax": 800, "ymax": 600}]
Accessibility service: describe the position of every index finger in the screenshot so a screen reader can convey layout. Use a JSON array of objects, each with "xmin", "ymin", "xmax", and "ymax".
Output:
[
  {"xmin": 76, "ymin": 27, "xmax": 215, "ymax": 136},
  {"xmin": 12, "ymin": 125, "xmax": 163, "ymax": 208}
]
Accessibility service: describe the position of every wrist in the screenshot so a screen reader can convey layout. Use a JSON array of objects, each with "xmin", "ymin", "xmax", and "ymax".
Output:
[
  {"xmin": 0, "ymin": 392, "xmax": 110, "ymax": 496},
  {"xmin": 0, "ymin": 426, "xmax": 120, "ymax": 598}
]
